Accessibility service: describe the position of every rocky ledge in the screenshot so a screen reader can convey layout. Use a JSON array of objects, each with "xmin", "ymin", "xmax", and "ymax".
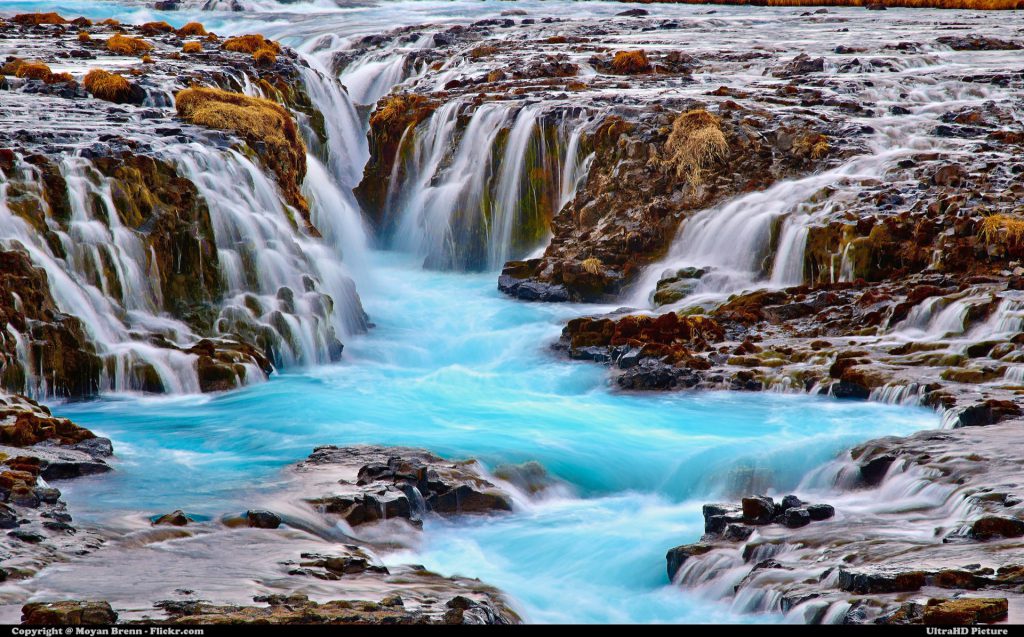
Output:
[
  {"xmin": 0, "ymin": 13, "xmax": 366, "ymax": 398},
  {"xmin": 0, "ymin": 393, "xmax": 112, "ymax": 581},
  {"xmin": 300, "ymin": 445, "xmax": 514, "ymax": 529},
  {"xmin": 18, "ymin": 445, "xmax": 521, "ymax": 625},
  {"xmin": 664, "ymin": 420, "xmax": 1024, "ymax": 624}
]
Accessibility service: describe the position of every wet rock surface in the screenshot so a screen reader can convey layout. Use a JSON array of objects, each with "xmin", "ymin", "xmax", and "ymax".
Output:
[
  {"xmin": 134, "ymin": 590, "xmax": 517, "ymax": 625},
  {"xmin": 0, "ymin": 393, "xmax": 110, "ymax": 581},
  {"xmin": 0, "ymin": 15, "xmax": 365, "ymax": 398},
  {"xmin": 664, "ymin": 421, "xmax": 1024, "ymax": 624},
  {"xmin": 301, "ymin": 445, "xmax": 513, "ymax": 528},
  {"xmin": 13, "ymin": 444, "xmax": 521, "ymax": 625}
]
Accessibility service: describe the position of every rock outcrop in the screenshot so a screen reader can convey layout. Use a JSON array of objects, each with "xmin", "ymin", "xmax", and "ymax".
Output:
[
  {"xmin": 0, "ymin": 14, "xmax": 366, "ymax": 398},
  {"xmin": 300, "ymin": 445, "xmax": 514, "ymax": 528}
]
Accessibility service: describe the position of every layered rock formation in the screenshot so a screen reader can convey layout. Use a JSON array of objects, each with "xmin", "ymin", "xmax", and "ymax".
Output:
[
  {"xmin": 0, "ymin": 14, "xmax": 365, "ymax": 398},
  {"xmin": 0, "ymin": 393, "xmax": 112, "ymax": 581}
]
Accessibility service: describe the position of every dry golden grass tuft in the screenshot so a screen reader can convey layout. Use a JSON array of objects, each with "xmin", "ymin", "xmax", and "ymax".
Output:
[
  {"xmin": 99, "ymin": 18, "xmax": 120, "ymax": 27},
  {"xmin": 182, "ymin": 41, "xmax": 203, "ymax": 54},
  {"xmin": 175, "ymin": 87, "xmax": 307, "ymax": 213},
  {"xmin": 223, "ymin": 34, "xmax": 280, "ymax": 54},
  {"xmin": 78, "ymin": 30, "xmax": 92, "ymax": 43},
  {"xmin": 369, "ymin": 93, "xmax": 435, "ymax": 141},
  {"xmin": 253, "ymin": 47, "xmax": 277, "ymax": 66},
  {"xmin": 47, "ymin": 72, "xmax": 76, "ymax": 85},
  {"xmin": 176, "ymin": 22, "xmax": 208, "ymax": 37},
  {"xmin": 663, "ymin": 109, "xmax": 728, "ymax": 184},
  {"xmin": 141, "ymin": 54, "xmax": 155, "ymax": 64},
  {"xmin": 84, "ymin": 69, "xmax": 133, "ymax": 102},
  {"xmin": 794, "ymin": 133, "xmax": 830, "ymax": 159},
  {"xmin": 14, "ymin": 61, "xmax": 53, "ymax": 82},
  {"xmin": 107, "ymin": 34, "xmax": 153, "ymax": 56},
  {"xmin": 139, "ymin": 21, "xmax": 175, "ymax": 36},
  {"xmin": 611, "ymin": 50, "xmax": 652, "ymax": 74},
  {"xmin": 980, "ymin": 214, "xmax": 1024, "ymax": 245},
  {"xmin": 13, "ymin": 12, "xmax": 67, "ymax": 26},
  {"xmin": 581, "ymin": 257, "xmax": 603, "ymax": 275}
]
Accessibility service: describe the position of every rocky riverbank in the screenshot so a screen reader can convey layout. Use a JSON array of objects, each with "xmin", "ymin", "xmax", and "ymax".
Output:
[
  {"xmin": 664, "ymin": 420, "xmax": 1024, "ymax": 624},
  {"xmin": 0, "ymin": 392, "xmax": 112, "ymax": 582},
  {"xmin": 14, "ymin": 444, "xmax": 523, "ymax": 625},
  {"xmin": 342, "ymin": 5, "xmax": 1023, "ymax": 624}
]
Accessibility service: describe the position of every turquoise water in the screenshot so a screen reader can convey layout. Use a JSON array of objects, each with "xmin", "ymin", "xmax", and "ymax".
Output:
[
  {"xmin": 3, "ymin": 0, "xmax": 941, "ymax": 622},
  {"xmin": 51, "ymin": 252, "xmax": 937, "ymax": 623}
]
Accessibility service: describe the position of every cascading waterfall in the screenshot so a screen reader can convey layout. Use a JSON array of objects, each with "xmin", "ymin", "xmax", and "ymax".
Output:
[
  {"xmin": 387, "ymin": 100, "xmax": 580, "ymax": 271},
  {"xmin": 0, "ymin": 153, "xmax": 203, "ymax": 396},
  {"xmin": 629, "ymin": 153, "xmax": 900, "ymax": 309},
  {"xmin": 167, "ymin": 142, "xmax": 364, "ymax": 366}
]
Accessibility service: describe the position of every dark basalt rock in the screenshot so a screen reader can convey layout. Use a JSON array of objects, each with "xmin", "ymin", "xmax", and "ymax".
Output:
[
  {"xmin": 666, "ymin": 543, "xmax": 713, "ymax": 580},
  {"xmin": 302, "ymin": 445, "xmax": 513, "ymax": 528},
  {"xmin": 245, "ymin": 509, "xmax": 282, "ymax": 529},
  {"xmin": 782, "ymin": 507, "xmax": 811, "ymax": 528},
  {"xmin": 838, "ymin": 568, "xmax": 927, "ymax": 594},
  {"xmin": 970, "ymin": 516, "xmax": 1024, "ymax": 540},
  {"xmin": 741, "ymin": 495, "xmax": 775, "ymax": 525},
  {"xmin": 498, "ymin": 273, "xmax": 570, "ymax": 303}
]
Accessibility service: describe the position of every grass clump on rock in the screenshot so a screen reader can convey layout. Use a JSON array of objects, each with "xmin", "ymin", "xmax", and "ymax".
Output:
[
  {"xmin": 253, "ymin": 47, "xmax": 277, "ymax": 66},
  {"xmin": 13, "ymin": 61, "xmax": 53, "ymax": 81},
  {"xmin": 663, "ymin": 109, "xmax": 728, "ymax": 184},
  {"xmin": 177, "ymin": 22, "xmax": 208, "ymax": 37},
  {"xmin": 223, "ymin": 34, "xmax": 281, "ymax": 54},
  {"xmin": 175, "ymin": 87, "xmax": 308, "ymax": 218},
  {"xmin": 84, "ymin": 69, "xmax": 134, "ymax": 102},
  {"xmin": 980, "ymin": 214, "xmax": 1024, "ymax": 246},
  {"xmin": 107, "ymin": 34, "xmax": 153, "ymax": 56},
  {"xmin": 139, "ymin": 21, "xmax": 175, "ymax": 36},
  {"xmin": 182, "ymin": 41, "xmax": 203, "ymax": 54},
  {"xmin": 12, "ymin": 12, "xmax": 67, "ymax": 26},
  {"xmin": 611, "ymin": 49, "xmax": 652, "ymax": 74}
]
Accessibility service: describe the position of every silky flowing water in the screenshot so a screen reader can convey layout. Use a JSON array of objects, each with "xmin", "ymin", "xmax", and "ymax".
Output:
[
  {"xmin": 0, "ymin": 252, "xmax": 933, "ymax": 623},
  {"xmin": 1, "ymin": 0, "xmax": 991, "ymax": 624}
]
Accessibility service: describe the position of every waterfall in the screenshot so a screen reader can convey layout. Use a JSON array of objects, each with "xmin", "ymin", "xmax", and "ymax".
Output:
[
  {"xmin": 387, "ymin": 100, "xmax": 574, "ymax": 271},
  {"xmin": 0, "ymin": 153, "xmax": 202, "ymax": 396},
  {"xmin": 629, "ymin": 154, "xmax": 897, "ymax": 309},
  {"xmin": 167, "ymin": 142, "xmax": 364, "ymax": 366}
]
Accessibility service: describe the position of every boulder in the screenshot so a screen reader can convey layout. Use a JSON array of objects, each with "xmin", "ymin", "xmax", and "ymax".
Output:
[
  {"xmin": 666, "ymin": 543, "xmax": 713, "ymax": 580},
  {"xmin": 152, "ymin": 510, "xmax": 190, "ymax": 526},
  {"xmin": 741, "ymin": 496, "xmax": 775, "ymax": 525},
  {"xmin": 970, "ymin": 516, "xmax": 1024, "ymax": 540},
  {"xmin": 922, "ymin": 598, "xmax": 1009, "ymax": 625},
  {"xmin": 782, "ymin": 508, "xmax": 811, "ymax": 528},
  {"xmin": 806, "ymin": 503, "xmax": 835, "ymax": 521},
  {"xmin": 245, "ymin": 510, "xmax": 282, "ymax": 529},
  {"xmin": 22, "ymin": 601, "xmax": 117, "ymax": 625}
]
